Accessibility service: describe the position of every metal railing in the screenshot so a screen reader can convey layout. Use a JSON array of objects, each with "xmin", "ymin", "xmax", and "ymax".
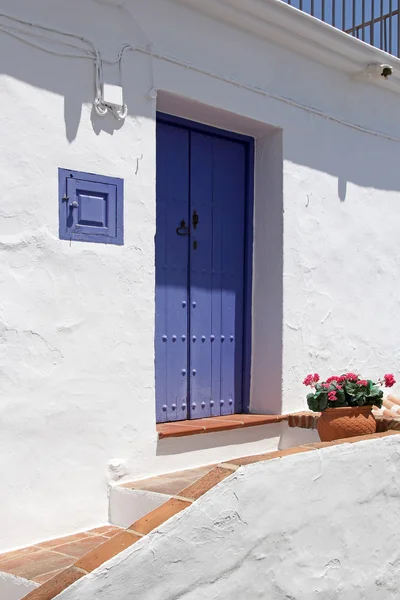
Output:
[{"xmin": 282, "ymin": 0, "xmax": 400, "ymax": 57}]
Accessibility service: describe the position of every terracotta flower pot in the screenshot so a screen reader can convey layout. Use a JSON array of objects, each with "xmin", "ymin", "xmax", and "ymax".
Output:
[{"xmin": 317, "ymin": 406, "xmax": 376, "ymax": 442}]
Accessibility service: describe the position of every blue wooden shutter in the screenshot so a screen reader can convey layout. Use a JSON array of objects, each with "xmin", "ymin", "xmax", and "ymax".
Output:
[{"xmin": 59, "ymin": 169, "xmax": 123, "ymax": 245}]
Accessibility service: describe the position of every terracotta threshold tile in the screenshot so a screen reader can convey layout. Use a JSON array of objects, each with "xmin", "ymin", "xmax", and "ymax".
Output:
[
  {"xmin": 179, "ymin": 466, "xmax": 232, "ymax": 500},
  {"xmin": 238, "ymin": 414, "xmax": 287, "ymax": 426},
  {"xmin": 188, "ymin": 417, "xmax": 244, "ymax": 432},
  {"xmin": 75, "ymin": 531, "xmax": 141, "ymax": 574},
  {"xmin": 23, "ymin": 566, "xmax": 85, "ymax": 600},
  {"xmin": 157, "ymin": 422, "xmax": 206, "ymax": 438},
  {"xmin": 157, "ymin": 414, "xmax": 287, "ymax": 439},
  {"xmin": 128, "ymin": 498, "xmax": 191, "ymax": 536}
]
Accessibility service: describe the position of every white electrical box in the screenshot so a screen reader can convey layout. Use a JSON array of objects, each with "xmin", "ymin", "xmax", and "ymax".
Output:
[{"xmin": 103, "ymin": 84, "xmax": 124, "ymax": 108}]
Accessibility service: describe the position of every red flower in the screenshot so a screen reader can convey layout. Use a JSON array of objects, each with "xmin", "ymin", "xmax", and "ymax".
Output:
[
  {"xmin": 343, "ymin": 372, "xmax": 358, "ymax": 382},
  {"xmin": 357, "ymin": 380, "xmax": 368, "ymax": 387},
  {"xmin": 326, "ymin": 376, "xmax": 339, "ymax": 384},
  {"xmin": 303, "ymin": 374, "xmax": 314, "ymax": 386},
  {"xmin": 384, "ymin": 374, "xmax": 396, "ymax": 388},
  {"xmin": 322, "ymin": 383, "xmax": 330, "ymax": 389},
  {"xmin": 303, "ymin": 373, "xmax": 319, "ymax": 387},
  {"xmin": 328, "ymin": 391, "xmax": 337, "ymax": 401}
]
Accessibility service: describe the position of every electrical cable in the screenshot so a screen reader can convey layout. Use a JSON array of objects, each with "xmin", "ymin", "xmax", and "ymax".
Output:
[{"xmin": 1, "ymin": 11, "xmax": 400, "ymax": 140}]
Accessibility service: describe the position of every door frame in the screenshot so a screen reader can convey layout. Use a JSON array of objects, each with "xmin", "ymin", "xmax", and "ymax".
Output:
[{"xmin": 156, "ymin": 111, "xmax": 255, "ymax": 415}]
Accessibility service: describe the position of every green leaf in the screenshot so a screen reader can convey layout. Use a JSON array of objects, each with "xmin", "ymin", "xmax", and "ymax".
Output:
[
  {"xmin": 319, "ymin": 394, "xmax": 328, "ymax": 411},
  {"xmin": 345, "ymin": 382, "xmax": 358, "ymax": 396},
  {"xmin": 307, "ymin": 396, "xmax": 320, "ymax": 412},
  {"xmin": 335, "ymin": 389, "xmax": 346, "ymax": 406},
  {"xmin": 367, "ymin": 385, "xmax": 382, "ymax": 399}
]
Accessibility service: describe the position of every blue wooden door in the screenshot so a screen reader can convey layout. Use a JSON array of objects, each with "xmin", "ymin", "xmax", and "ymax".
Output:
[{"xmin": 156, "ymin": 115, "xmax": 251, "ymax": 422}]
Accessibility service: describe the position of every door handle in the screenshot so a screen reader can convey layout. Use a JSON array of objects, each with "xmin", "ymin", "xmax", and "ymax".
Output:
[
  {"xmin": 192, "ymin": 210, "xmax": 199, "ymax": 230},
  {"xmin": 176, "ymin": 220, "xmax": 190, "ymax": 236}
]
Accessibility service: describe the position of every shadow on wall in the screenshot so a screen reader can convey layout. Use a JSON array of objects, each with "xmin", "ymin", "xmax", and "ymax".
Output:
[
  {"xmin": 1, "ymin": 0, "xmax": 400, "ymax": 197},
  {"xmin": 156, "ymin": 423, "xmax": 283, "ymax": 456},
  {"xmin": 286, "ymin": 114, "xmax": 400, "ymax": 201},
  {"xmin": 0, "ymin": 0, "xmax": 153, "ymax": 142}
]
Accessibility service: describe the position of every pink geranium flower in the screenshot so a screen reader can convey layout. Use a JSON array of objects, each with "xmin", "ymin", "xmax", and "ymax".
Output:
[
  {"xmin": 328, "ymin": 391, "xmax": 337, "ymax": 401},
  {"xmin": 303, "ymin": 373, "xmax": 320, "ymax": 387},
  {"xmin": 384, "ymin": 374, "xmax": 396, "ymax": 388},
  {"xmin": 344, "ymin": 372, "xmax": 359, "ymax": 382}
]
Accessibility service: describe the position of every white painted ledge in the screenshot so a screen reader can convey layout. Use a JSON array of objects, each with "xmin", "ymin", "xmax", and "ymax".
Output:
[{"xmin": 172, "ymin": 0, "xmax": 400, "ymax": 93}]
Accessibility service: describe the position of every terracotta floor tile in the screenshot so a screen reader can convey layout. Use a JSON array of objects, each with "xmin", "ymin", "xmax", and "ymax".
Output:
[
  {"xmin": 23, "ymin": 566, "xmax": 85, "ymax": 600},
  {"xmin": 86, "ymin": 525, "xmax": 122, "ymax": 538},
  {"xmin": 0, "ymin": 545, "xmax": 42, "ymax": 564},
  {"xmin": 123, "ymin": 465, "xmax": 215, "ymax": 495},
  {"xmin": 37, "ymin": 532, "xmax": 93, "ymax": 550},
  {"xmin": 0, "ymin": 549, "xmax": 74, "ymax": 580},
  {"xmin": 33, "ymin": 569, "xmax": 65, "ymax": 584},
  {"xmin": 50, "ymin": 535, "xmax": 108, "ymax": 558},
  {"xmin": 129, "ymin": 498, "xmax": 191, "ymax": 536},
  {"xmin": 76, "ymin": 531, "xmax": 140, "ymax": 573},
  {"xmin": 179, "ymin": 466, "xmax": 231, "ymax": 500}
]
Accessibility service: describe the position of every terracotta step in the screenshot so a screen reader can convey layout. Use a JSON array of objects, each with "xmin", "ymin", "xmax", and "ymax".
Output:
[
  {"xmin": 0, "ymin": 525, "xmax": 122, "ymax": 599},
  {"xmin": 110, "ymin": 464, "xmax": 217, "ymax": 527}
]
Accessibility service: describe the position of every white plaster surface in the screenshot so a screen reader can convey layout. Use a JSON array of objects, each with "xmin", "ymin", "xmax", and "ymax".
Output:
[
  {"xmin": 278, "ymin": 424, "xmax": 320, "ymax": 449},
  {"xmin": 1, "ymin": 0, "xmax": 400, "ymax": 550},
  {"xmin": 109, "ymin": 486, "xmax": 170, "ymax": 528},
  {"xmin": 56, "ymin": 435, "xmax": 400, "ymax": 599},
  {"xmin": 0, "ymin": 572, "xmax": 38, "ymax": 600}
]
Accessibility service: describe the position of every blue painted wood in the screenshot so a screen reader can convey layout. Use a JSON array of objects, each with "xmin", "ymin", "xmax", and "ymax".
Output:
[
  {"xmin": 155, "ymin": 113, "xmax": 254, "ymax": 422},
  {"xmin": 189, "ymin": 132, "xmax": 214, "ymax": 418},
  {"xmin": 242, "ymin": 142, "xmax": 255, "ymax": 413},
  {"xmin": 155, "ymin": 122, "xmax": 190, "ymax": 422},
  {"xmin": 66, "ymin": 179, "xmax": 115, "ymax": 236},
  {"xmin": 58, "ymin": 169, "xmax": 123, "ymax": 245},
  {"xmin": 213, "ymin": 137, "xmax": 246, "ymax": 416},
  {"xmin": 190, "ymin": 133, "xmax": 246, "ymax": 418},
  {"xmin": 157, "ymin": 113, "xmax": 254, "ymax": 145}
]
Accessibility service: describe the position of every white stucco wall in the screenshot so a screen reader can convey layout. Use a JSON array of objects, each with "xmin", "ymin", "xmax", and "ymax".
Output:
[
  {"xmin": 56, "ymin": 435, "xmax": 400, "ymax": 599},
  {"xmin": 1, "ymin": 0, "xmax": 400, "ymax": 550}
]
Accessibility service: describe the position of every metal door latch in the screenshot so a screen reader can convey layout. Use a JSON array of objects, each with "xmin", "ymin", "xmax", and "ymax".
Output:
[{"xmin": 176, "ymin": 220, "xmax": 190, "ymax": 236}]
